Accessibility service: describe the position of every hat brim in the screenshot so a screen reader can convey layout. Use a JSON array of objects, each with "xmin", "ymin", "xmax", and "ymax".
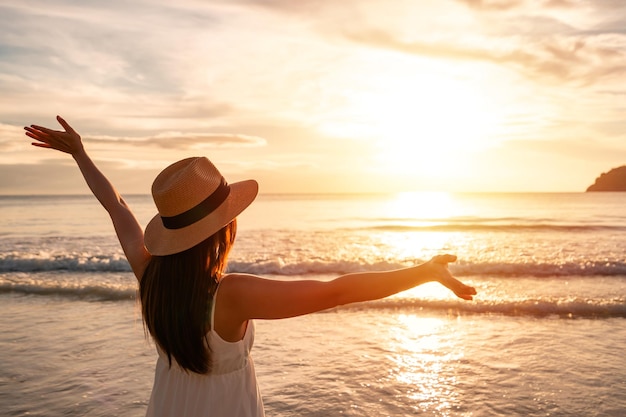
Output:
[{"xmin": 144, "ymin": 179, "xmax": 258, "ymax": 256}]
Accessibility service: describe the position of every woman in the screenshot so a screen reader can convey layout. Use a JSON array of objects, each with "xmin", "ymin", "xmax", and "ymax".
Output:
[{"xmin": 25, "ymin": 116, "xmax": 477, "ymax": 417}]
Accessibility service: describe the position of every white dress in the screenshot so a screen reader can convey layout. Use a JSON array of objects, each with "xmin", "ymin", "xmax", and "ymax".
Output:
[{"xmin": 145, "ymin": 285, "xmax": 265, "ymax": 417}]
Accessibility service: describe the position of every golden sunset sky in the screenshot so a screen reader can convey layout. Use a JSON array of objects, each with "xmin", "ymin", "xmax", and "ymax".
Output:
[{"xmin": 1, "ymin": 0, "xmax": 625, "ymax": 194}]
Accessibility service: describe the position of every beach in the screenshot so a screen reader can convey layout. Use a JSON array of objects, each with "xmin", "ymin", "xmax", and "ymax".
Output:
[{"xmin": 1, "ymin": 192, "xmax": 625, "ymax": 416}]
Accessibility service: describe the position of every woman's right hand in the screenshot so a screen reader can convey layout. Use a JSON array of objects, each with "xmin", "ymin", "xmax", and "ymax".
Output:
[{"xmin": 24, "ymin": 115, "xmax": 84, "ymax": 156}]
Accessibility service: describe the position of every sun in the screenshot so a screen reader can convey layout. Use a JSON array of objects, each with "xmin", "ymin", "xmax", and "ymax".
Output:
[
  {"xmin": 369, "ymin": 73, "xmax": 501, "ymax": 177},
  {"xmin": 318, "ymin": 63, "xmax": 505, "ymax": 187}
]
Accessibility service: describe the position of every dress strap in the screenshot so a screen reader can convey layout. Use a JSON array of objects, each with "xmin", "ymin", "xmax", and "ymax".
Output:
[{"xmin": 210, "ymin": 279, "xmax": 221, "ymax": 331}]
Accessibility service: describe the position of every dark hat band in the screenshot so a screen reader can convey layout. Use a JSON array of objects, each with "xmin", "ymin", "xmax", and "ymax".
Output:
[{"xmin": 160, "ymin": 178, "xmax": 231, "ymax": 230}]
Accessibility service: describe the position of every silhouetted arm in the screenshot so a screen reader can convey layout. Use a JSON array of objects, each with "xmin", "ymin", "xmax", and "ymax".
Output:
[
  {"xmin": 25, "ymin": 116, "xmax": 150, "ymax": 279},
  {"xmin": 219, "ymin": 255, "xmax": 475, "ymax": 325}
]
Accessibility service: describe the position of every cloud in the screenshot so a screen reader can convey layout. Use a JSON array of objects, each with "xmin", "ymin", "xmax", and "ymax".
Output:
[
  {"xmin": 85, "ymin": 132, "xmax": 267, "ymax": 149},
  {"xmin": 0, "ymin": 124, "xmax": 26, "ymax": 152},
  {"xmin": 0, "ymin": 122, "xmax": 267, "ymax": 170},
  {"xmin": 235, "ymin": 0, "xmax": 330, "ymax": 13},
  {"xmin": 455, "ymin": 0, "xmax": 525, "ymax": 11},
  {"xmin": 0, "ymin": 1, "xmax": 242, "ymax": 125},
  {"xmin": 1, "ymin": 121, "xmax": 266, "ymax": 148},
  {"xmin": 344, "ymin": 27, "xmax": 626, "ymax": 85},
  {"xmin": 500, "ymin": 137, "xmax": 626, "ymax": 161},
  {"xmin": 230, "ymin": 157, "xmax": 319, "ymax": 171},
  {"xmin": 455, "ymin": 0, "xmax": 600, "ymax": 11}
]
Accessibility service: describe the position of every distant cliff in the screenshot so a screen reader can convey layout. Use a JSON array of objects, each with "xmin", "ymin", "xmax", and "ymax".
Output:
[{"xmin": 586, "ymin": 166, "xmax": 626, "ymax": 192}]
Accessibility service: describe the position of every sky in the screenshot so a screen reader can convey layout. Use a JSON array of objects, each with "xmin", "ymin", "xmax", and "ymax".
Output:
[{"xmin": 1, "ymin": 0, "xmax": 625, "ymax": 195}]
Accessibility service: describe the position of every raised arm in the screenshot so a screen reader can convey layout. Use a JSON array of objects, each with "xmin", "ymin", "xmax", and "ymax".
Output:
[
  {"xmin": 24, "ymin": 116, "xmax": 150, "ymax": 279},
  {"xmin": 219, "ymin": 254, "xmax": 476, "ymax": 325}
]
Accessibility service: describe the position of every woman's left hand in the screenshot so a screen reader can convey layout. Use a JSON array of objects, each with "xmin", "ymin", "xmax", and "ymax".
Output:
[{"xmin": 428, "ymin": 254, "xmax": 477, "ymax": 300}]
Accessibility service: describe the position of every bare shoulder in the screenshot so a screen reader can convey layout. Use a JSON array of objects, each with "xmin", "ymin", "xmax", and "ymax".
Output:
[
  {"xmin": 218, "ymin": 273, "xmax": 262, "ymax": 293},
  {"xmin": 213, "ymin": 274, "xmax": 263, "ymax": 341},
  {"xmin": 215, "ymin": 273, "xmax": 256, "ymax": 310},
  {"xmin": 216, "ymin": 273, "xmax": 277, "ymax": 306}
]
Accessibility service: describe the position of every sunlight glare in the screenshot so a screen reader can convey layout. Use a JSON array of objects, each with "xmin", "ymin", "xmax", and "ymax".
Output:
[
  {"xmin": 376, "ymin": 192, "xmax": 465, "ymax": 261},
  {"xmin": 318, "ymin": 61, "xmax": 508, "ymax": 185},
  {"xmin": 386, "ymin": 191, "xmax": 458, "ymax": 222},
  {"xmin": 359, "ymin": 71, "xmax": 500, "ymax": 178},
  {"xmin": 387, "ymin": 315, "xmax": 461, "ymax": 413},
  {"xmin": 371, "ymin": 74, "xmax": 499, "ymax": 178}
]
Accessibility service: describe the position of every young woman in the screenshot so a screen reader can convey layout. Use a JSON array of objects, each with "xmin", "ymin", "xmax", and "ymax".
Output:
[{"xmin": 25, "ymin": 116, "xmax": 477, "ymax": 417}]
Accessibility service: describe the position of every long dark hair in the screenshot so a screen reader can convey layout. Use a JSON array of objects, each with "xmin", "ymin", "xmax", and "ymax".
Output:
[{"xmin": 140, "ymin": 219, "xmax": 237, "ymax": 374}]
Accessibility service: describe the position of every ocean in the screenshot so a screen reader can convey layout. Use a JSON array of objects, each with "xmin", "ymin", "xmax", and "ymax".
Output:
[{"xmin": 1, "ymin": 192, "xmax": 625, "ymax": 416}]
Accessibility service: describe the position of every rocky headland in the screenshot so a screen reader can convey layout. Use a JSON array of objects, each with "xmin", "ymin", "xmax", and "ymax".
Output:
[{"xmin": 586, "ymin": 165, "xmax": 626, "ymax": 191}]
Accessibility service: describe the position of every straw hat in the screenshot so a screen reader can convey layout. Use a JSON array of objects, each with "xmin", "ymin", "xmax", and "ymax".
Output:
[{"xmin": 144, "ymin": 157, "xmax": 258, "ymax": 256}]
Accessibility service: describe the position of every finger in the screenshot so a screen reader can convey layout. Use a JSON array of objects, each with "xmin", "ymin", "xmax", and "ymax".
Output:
[
  {"xmin": 24, "ymin": 126, "xmax": 47, "ymax": 136},
  {"xmin": 458, "ymin": 283, "xmax": 477, "ymax": 295},
  {"xmin": 24, "ymin": 126, "xmax": 47, "ymax": 135},
  {"xmin": 31, "ymin": 142, "xmax": 53, "ymax": 149},
  {"xmin": 24, "ymin": 131, "xmax": 49, "ymax": 142},
  {"xmin": 29, "ymin": 124, "xmax": 62, "ymax": 135},
  {"xmin": 56, "ymin": 115, "xmax": 76, "ymax": 134},
  {"xmin": 25, "ymin": 129, "xmax": 52, "ymax": 140}
]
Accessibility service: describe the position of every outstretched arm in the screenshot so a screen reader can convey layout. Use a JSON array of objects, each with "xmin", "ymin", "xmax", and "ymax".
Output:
[
  {"xmin": 24, "ymin": 116, "xmax": 150, "ymax": 280},
  {"xmin": 219, "ymin": 255, "xmax": 476, "ymax": 325}
]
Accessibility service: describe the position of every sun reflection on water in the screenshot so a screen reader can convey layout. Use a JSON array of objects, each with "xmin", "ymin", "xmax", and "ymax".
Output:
[
  {"xmin": 386, "ymin": 315, "xmax": 464, "ymax": 415},
  {"xmin": 371, "ymin": 192, "xmax": 465, "ymax": 262}
]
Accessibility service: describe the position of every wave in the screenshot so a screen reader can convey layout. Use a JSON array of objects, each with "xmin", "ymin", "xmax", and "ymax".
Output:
[
  {"xmin": 336, "ymin": 297, "xmax": 626, "ymax": 319},
  {"xmin": 2, "ymin": 254, "xmax": 626, "ymax": 277},
  {"xmin": 1, "ymin": 281, "xmax": 623, "ymax": 318},
  {"xmin": 358, "ymin": 223, "xmax": 626, "ymax": 233},
  {"xmin": 0, "ymin": 282, "xmax": 136, "ymax": 301},
  {"xmin": 0, "ymin": 253, "xmax": 132, "ymax": 273},
  {"xmin": 229, "ymin": 259, "xmax": 626, "ymax": 278}
]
